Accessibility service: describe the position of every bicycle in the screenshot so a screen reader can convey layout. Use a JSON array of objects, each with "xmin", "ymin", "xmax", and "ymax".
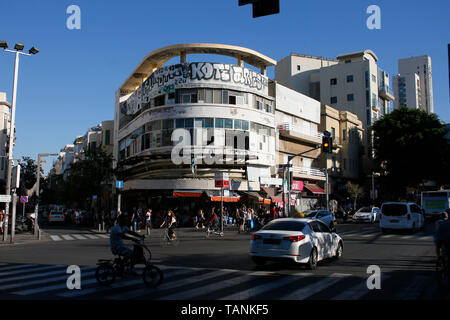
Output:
[
  {"xmin": 436, "ymin": 246, "xmax": 450, "ymax": 291},
  {"xmin": 205, "ymin": 222, "xmax": 224, "ymax": 238},
  {"xmin": 95, "ymin": 236, "xmax": 163, "ymax": 288},
  {"xmin": 160, "ymin": 226, "xmax": 180, "ymax": 246}
]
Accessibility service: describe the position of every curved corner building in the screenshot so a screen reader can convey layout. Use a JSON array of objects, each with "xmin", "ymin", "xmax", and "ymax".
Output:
[{"xmin": 113, "ymin": 44, "xmax": 277, "ymax": 205}]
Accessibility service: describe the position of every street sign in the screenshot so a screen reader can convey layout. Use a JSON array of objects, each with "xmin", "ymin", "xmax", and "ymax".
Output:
[
  {"xmin": 116, "ymin": 180, "xmax": 124, "ymax": 189},
  {"xmin": 92, "ymin": 195, "xmax": 98, "ymax": 201},
  {"xmin": 12, "ymin": 165, "xmax": 21, "ymax": 189},
  {"xmin": 20, "ymin": 196, "xmax": 28, "ymax": 204},
  {"xmin": 214, "ymin": 173, "xmax": 229, "ymax": 188},
  {"xmin": 0, "ymin": 195, "xmax": 11, "ymax": 203},
  {"xmin": 260, "ymin": 177, "xmax": 283, "ymax": 186}
]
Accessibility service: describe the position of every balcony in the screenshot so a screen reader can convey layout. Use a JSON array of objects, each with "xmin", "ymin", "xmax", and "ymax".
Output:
[
  {"xmin": 290, "ymin": 166, "xmax": 326, "ymax": 181},
  {"xmin": 379, "ymin": 85, "xmax": 395, "ymax": 101},
  {"xmin": 278, "ymin": 123, "xmax": 323, "ymax": 145}
]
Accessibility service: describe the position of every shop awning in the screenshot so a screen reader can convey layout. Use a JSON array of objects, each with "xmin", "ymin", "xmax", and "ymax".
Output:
[
  {"xmin": 173, "ymin": 190, "xmax": 203, "ymax": 197},
  {"xmin": 205, "ymin": 190, "xmax": 241, "ymax": 202},
  {"xmin": 261, "ymin": 187, "xmax": 283, "ymax": 203},
  {"xmin": 304, "ymin": 184, "xmax": 326, "ymax": 195}
]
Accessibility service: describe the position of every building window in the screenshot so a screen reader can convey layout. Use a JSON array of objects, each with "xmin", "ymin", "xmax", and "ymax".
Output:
[
  {"xmin": 182, "ymin": 93, "xmax": 198, "ymax": 104},
  {"xmin": 347, "ymin": 94, "xmax": 354, "ymax": 101},
  {"xmin": 330, "ymin": 96, "xmax": 337, "ymax": 104},
  {"xmin": 331, "ymin": 127, "xmax": 336, "ymax": 138},
  {"xmin": 154, "ymin": 95, "xmax": 165, "ymax": 107},
  {"xmin": 345, "ymin": 60, "xmax": 351, "ymax": 64},
  {"xmin": 343, "ymin": 159, "xmax": 347, "ymax": 170},
  {"xmin": 347, "ymin": 75, "xmax": 354, "ymax": 83},
  {"xmin": 105, "ymin": 130, "xmax": 111, "ymax": 145},
  {"xmin": 297, "ymin": 65, "xmax": 301, "ymax": 71},
  {"xmin": 342, "ymin": 130, "xmax": 346, "ymax": 141},
  {"xmin": 330, "ymin": 78, "xmax": 337, "ymax": 85},
  {"xmin": 371, "ymin": 74, "xmax": 376, "ymax": 83}
]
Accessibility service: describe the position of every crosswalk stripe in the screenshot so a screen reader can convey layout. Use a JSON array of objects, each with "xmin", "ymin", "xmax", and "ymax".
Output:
[
  {"xmin": 50, "ymin": 235, "xmax": 63, "ymax": 241},
  {"xmin": 156, "ymin": 273, "xmax": 256, "ymax": 300},
  {"xmin": 0, "ymin": 264, "xmax": 39, "ymax": 273},
  {"xmin": 59, "ymin": 267, "xmax": 187, "ymax": 298},
  {"xmin": 219, "ymin": 273, "xmax": 311, "ymax": 300},
  {"xmin": 107, "ymin": 269, "xmax": 224, "ymax": 300},
  {"xmin": 0, "ymin": 269, "xmax": 96, "ymax": 291},
  {"xmin": 13, "ymin": 276, "xmax": 99, "ymax": 296},
  {"xmin": 72, "ymin": 235, "xmax": 88, "ymax": 240},
  {"xmin": 0, "ymin": 265, "xmax": 65, "ymax": 280},
  {"xmin": 331, "ymin": 275, "xmax": 392, "ymax": 300},
  {"xmin": 84, "ymin": 235, "xmax": 99, "ymax": 239},
  {"xmin": 280, "ymin": 273, "xmax": 351, "ymax": 300},
  {"xmin": 381, "ymin": 234, "xmax": 394, "ymax": 238},
  {"xmin": 96, "ymin": 234, "xmax": 110, "ymax": 239},
  {"xmin": 61, "ymin": 235, "xmax": 75, "ymax": 241},
  {"xmin": 0, "ymin": 266, "xmax": 94, "ymax": 285}
]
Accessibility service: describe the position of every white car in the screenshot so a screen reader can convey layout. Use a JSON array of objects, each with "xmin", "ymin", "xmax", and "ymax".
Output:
[
  {"xmin": 48, "ymin": 211, "xmax": 65, "ymax": 224},
  {"xmin": 250, "ymin": 218, "xmax": 343, "ymax": 270},
  {"xmin": 302, "ymin": 210, "xmax": 336, "ymax": 230},
  {"xmin": 380, "ymin": 202, "xmax": 425, "ymax": 233},
  {"xmin": 352, "ymin": 207, "xmax": 381, "ymax": 223}
]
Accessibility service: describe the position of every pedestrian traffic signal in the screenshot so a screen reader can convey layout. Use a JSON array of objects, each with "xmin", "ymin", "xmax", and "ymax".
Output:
[
  {"xmin": 322, "ymin": 131, "xmax": 333, "ymax": 154},
  {"xmin": 239, "ymin": 0, "xmax": 280, "ymax": 18}
]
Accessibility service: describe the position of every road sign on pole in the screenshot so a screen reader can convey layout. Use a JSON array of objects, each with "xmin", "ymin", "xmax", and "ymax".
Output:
[
  {"xmin": 116, "ymin": 180, "xmax": 123, "ymax": 189},
  {"xmin": 20, "ymin": 196, "xmax": 28, "ymax": 204}
]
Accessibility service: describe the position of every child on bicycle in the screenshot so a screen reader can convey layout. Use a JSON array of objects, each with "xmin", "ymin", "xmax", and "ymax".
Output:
[{"xmin": 160, "ymin": 210, "xmax": 177, "ymax": 240}]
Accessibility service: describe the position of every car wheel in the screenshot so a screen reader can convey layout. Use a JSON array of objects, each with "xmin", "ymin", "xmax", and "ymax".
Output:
[
  {"xmin": 335, "ymin": 242, "xmax": 343, "ymax": 260},
  {"xmin": 251, "ymin": 257, "xmax": 266, "ymax": 266},
  {"xmin": 306, "ymin": 248, "xmax": 318, "ymax": 270}
]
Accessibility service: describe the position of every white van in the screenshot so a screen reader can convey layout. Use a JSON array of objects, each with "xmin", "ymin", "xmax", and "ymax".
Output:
[{"xmin": 380, "ymin": 202, "xmax": 424, "ymax": 233}]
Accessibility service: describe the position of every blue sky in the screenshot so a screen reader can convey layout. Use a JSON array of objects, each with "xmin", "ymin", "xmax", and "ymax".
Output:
[{"xmin": 0, "ymin": 0, "xmax": 449, "ymax": 174}]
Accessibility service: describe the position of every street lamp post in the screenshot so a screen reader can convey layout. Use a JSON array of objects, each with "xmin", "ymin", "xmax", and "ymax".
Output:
[
  {"xmin": 34, "ymin": 153, "xmax": 58, "ymax": 239},
  {"xmin": 1, "ymin": 42, "xmax": 39, "ymax": 243}
]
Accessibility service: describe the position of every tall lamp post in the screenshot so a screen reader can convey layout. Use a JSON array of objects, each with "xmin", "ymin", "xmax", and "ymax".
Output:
[
  {"xmin": 0, "ymin": 41, "xmax": 39, "ymax": 243},
  {"xmin": 34, "ymin": 153, "xmax": 57, "ymax": 239}
]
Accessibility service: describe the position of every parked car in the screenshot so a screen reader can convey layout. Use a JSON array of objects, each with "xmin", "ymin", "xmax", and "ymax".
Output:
[
  {"xmin": 48, "ymin": 211, "xmax": 66, "ymax": 225},
  {"xmin": 302, "ymin": 210, "xmax": 335, "ymax": 230},
  {"xmin": 250, "ymin": 218, "xmax": 343, "ymax": 269},
  {"xmin": 380, "ymin": 202, "xmax": 425, "ymax": 233},
  {"xmin": 352, "ymin": 207, "xmax": 381, "ymax": 223}
]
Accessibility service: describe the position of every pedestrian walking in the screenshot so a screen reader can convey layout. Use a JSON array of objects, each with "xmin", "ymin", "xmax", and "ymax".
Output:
[
  {"xmin": 0, "ymin": 209, "xmax": 4, "ymax": 234},
  {"xmin": 145, "ymin": 208, "xmax": 152, "ymax": 235}
]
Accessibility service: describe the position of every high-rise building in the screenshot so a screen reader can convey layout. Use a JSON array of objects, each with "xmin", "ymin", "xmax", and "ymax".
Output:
[
  {"xmin": 276, "ymin": 50, "xmax": 394, "ymax": 171},
  {"xmin": 0, "ymin": 92, "xmax": 11, "ymax": 184},
  {"xmin": 393, "ymin": 55, "xmax": 434, "ymax": 113}
]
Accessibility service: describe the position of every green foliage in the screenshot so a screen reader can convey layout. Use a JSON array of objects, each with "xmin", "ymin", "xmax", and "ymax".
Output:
[{"xmin": 372, "ymin": 107, "xmax": 449, "ymax": 197}]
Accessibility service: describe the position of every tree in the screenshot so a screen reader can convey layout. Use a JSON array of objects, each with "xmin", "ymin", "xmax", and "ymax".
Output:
[
  {"xmin": 372, "ymin": 107, "xmax": 449, "ymax": 199},
  {"xmin": 346, "ymin": 181, "xmax": 364, "ymax": 209}
]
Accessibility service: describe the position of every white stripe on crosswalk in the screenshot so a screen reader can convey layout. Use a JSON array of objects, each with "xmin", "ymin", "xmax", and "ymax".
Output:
[
  {"xmin": 84, "ymin": 234, "xmax": 99, "ymax": 239},
  {"xmin": 331, "ymin": 275, "xmax": 391, "ymax": 300},
  {"xmin": 0, "ymin": 265, "xmax": 64, "ymax": 279},
  {"xmin": 0, "ymin": 269, "xmax": 96, "ymax": 291},
  {"xmin": 107, "ymin": 269, "xmax": 224, "ymax": 300},
  {"xmin": 96, "ymin": 234, "xmax": 109, "ymax": 239},
  {"xmin": 50, "ymin": 235, "xmax": 63, "ymax": 241},
  {"xmin": 0, "ymin": 264, "xmax": 39, "ymax": 273},
  {"xmin": 156, "ymin": 273, "xmax": 256, "ymax": 300},
  {"xmin": 219, "ymin": 273, "xmax": 311, "ymax": 300},
  {"xmin": 280, "ymin": 273, "xmax": 351, "ymax": 300},
  {"xmin": 13, "ymin": 276, "xmax": 99, "ymax": 295},
  {"xmin": 72, "ymin": 234, "xmax": 88, "ymax": 240},
  {"xmin": 59, "ymin": 267, "xmax": 186, "ymax": 298},
  {"xmin": 61, "ymin": 235, "xmax": 75, "ymax": 241}
]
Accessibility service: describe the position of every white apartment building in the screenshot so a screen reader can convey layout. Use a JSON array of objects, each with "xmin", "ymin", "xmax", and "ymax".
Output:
[
  {"xmin": 393, "ymin": 55, "xmax": 434, "ymax": 113},
  {"xmin": 0, "ymin": 92, "xmax": 10, "ymax": 183},
  {"xmin": 276, "ymin": 50, "xmax": 394, "ymax": 170}
]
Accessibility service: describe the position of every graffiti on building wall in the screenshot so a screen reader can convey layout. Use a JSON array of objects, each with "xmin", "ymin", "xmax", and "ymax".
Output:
[{"xmin": 122, "ymin": 63, "xmax": 269, "ymax": 116}]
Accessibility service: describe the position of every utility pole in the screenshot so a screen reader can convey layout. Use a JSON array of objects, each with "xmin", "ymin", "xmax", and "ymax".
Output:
[{"xmin": 0, "ymin": 42, "xmax": 39, "ymax": 242}]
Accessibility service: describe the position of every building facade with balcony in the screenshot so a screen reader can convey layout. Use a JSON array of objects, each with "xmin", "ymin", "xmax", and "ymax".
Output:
[
  {"xmin": 275, "ymin": 50, "xmax": 394, "ymax": 173},
  {"xmin": 113, "ymin": 44, "xmax": 278, "ymax": 209},
  {"xmin": 0, "ymin": 92, "xmax": 11, "ymax": 186}
]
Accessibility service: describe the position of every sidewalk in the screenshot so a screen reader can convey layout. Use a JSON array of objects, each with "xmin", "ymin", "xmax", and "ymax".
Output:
[{"xmin": 0, "ymin": 230, "xmax": 50, "ymax": 246}]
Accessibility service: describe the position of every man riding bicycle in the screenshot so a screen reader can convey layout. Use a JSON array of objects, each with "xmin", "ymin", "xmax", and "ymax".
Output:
[
  {"xmin": 434, "ymin": 210, "xmax": 450, "ymax": 261},
  {"xmin": 110, "ymin": 214, "xmax": 145, "ymax": 273}
]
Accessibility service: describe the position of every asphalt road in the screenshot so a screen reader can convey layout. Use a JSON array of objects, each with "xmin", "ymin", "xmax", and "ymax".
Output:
[{"xmin": 0, "ymin": 220, "xmax": 447, "ymax": 300}]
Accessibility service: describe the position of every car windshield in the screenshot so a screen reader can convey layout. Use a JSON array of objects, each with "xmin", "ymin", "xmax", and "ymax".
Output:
[
  {"xmin": 302, "ymin": 210, "xmax": 317, "ymax": 218},
  {"xmin": 261, "ymin": 220, "xmax": 307, "ymax": 232},
  {"xmin": 52, "ymin": 211, "xmax": 63, "ymax": 215},
  {"xmin": 358, "ymin": 207, "xmax": 371, "ymax": 213},
  {"xmin": 382, "ymin": 204, "xmax": 408, "ymax": 216}
]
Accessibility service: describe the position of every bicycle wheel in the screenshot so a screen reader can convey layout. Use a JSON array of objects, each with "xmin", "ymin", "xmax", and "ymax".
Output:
[
  {"xmin": 206, "ymin": 227, "xmax": 211, "ymax": 238},
  {"xmin": 95, "ymin": 264, "xmax": 116, "ymax": 286},
  {"xmin": 170, "ymin": 231, "xmax": 180, "ymax": 246},
  {"xmin": 142, "ymin": 264, "xmax": 163, "ymax": 288},
  {"xmin": 436, "ymin": 251, "xmax": 450, "ymax": 289}
]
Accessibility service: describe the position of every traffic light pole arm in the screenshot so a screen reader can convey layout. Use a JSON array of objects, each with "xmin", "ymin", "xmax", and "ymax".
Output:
[{"xmin": 287, "ymin": 145, "xmax": 321, "ymax": 164}]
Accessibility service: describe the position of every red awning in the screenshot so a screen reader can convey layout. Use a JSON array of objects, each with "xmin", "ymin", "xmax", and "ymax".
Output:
[
  {"xmin": 173, "ymin": 190, "xmax": 203, "ymax": 198},
  {"xmin": 304, "ymin": 184, "xmax": 326, "ymax": 195}
]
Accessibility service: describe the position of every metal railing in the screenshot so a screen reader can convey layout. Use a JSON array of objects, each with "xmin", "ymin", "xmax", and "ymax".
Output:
[
  {"xmin": 290, "ymin": 166, "xmax": 325, "ymax": 178},
  {"xmin": 277, "ymin": 123, "xmax": 323, "ymax": 140}
]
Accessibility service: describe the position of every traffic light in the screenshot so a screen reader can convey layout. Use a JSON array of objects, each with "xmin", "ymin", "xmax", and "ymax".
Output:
[
  {"xmin": 322, "ymin": 131, "xmax": 333, "ymax": 154},
  {"xmin": 239, "ymin": 0, "xmax": 280, "ymax": 18}
]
